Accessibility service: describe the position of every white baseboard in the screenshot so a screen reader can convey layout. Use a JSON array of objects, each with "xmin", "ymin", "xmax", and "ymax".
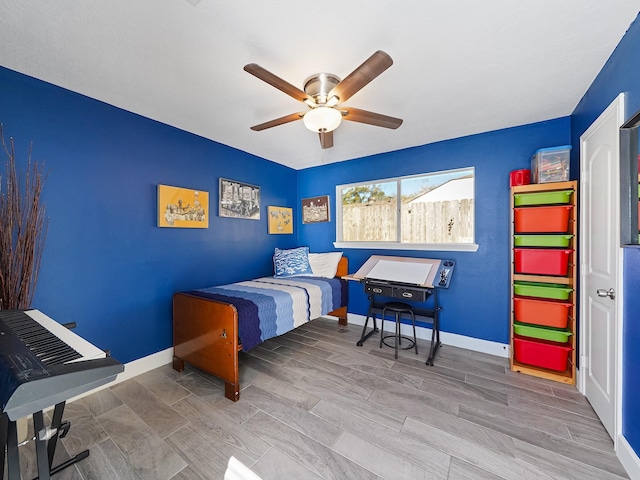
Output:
[
  {"xmin": 66, "ymin": 347, "xmax": 174, "ymax": 404},
  {"xmin": 617, "ymin": 435, "xmax": 640, "ymax": 480},
  {"xmin": 115, "ymin": 347, "xmax": 175, "ymax": 383},
  {"xmin": 345, "ymin": 313, "xmax": 510, "ymax": 358}
]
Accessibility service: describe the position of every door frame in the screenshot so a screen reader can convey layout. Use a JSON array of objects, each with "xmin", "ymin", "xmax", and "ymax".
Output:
[{"xmin": 578, "ymin": 92, "xmax": 625, "ymax": 446}]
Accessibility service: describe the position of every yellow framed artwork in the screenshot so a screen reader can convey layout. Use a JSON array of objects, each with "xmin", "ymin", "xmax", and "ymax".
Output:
[
  {"xmin": 268, "ymin": 206, "xmax": 293, "ymax": 234},
  {"xmin": 158, "ymin": 184, "xmax": 209, "ymax": 228}
]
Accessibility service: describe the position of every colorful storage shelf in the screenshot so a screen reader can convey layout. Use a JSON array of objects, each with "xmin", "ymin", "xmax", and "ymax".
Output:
[{"xmin": 510, "ymin": 180, "xmax": 577, "ymax": 385}]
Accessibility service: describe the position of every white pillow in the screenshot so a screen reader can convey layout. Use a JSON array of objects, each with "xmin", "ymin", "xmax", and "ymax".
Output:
[{"xmin": 308, "ymin": 252, "xmax": 343, "ymax": 278}]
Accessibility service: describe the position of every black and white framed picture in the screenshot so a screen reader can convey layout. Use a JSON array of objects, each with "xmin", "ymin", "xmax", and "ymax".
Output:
[{"xmin": 219, "ymin": 178, "xmax": 260, "ymax": 220}]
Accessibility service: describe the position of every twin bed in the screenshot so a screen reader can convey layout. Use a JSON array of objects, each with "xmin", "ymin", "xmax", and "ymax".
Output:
[{"xmin": 172, "ymin": 254, "xmax": 349, "ymax": 401}]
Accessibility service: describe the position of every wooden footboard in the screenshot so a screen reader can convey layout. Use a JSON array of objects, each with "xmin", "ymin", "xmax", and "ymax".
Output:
[
  {"xmin": 173, "ymin": 292, "xmax": 241, "ymax": 401},
  {"xmin": 173, "ymin": 256, "xmax": 349, "ymax": 401}
]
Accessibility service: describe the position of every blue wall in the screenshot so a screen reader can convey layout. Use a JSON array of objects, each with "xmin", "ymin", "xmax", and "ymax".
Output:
[
  {"xmin": 571, "ymin": 13, "xmax": 640, "ymax": 456},
  {"xmin": 0, "ymin": 66, "xmax": 299, "ymax": 363},
  {"xmin": 298, "ymin": 119, "xmax": 571, "ymax": 344},
  {"xmin": 623, "ymin": 248, "xmax": 640, "ymax": 450}
]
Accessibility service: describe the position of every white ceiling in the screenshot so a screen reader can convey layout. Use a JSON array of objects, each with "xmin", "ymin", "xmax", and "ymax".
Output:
[{"xmin": 0, "ymin": 1, "xmax": 638, "ymax": 169}]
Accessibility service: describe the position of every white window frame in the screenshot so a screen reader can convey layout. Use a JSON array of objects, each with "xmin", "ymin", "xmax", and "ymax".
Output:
[{"xmin": 333, "ymin": 167, "xmax": 479, "ymax": 252}]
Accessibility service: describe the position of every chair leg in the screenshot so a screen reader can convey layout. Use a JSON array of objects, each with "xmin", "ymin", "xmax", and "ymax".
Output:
[
  {"xmin": 394, "ymin": 313, "xmax": 399, "ymax": 359},
  {"xmin": 411, "ymin": 312, "xmax": 418, "ymax": 354},
  {"xmin": 380, "ymin": 309, "xmax": 386, "ymax": 348}
]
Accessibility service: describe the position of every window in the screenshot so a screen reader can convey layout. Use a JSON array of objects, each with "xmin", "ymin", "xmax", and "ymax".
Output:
[{"xmin": 335, "ymin": 167, "xmax": 476, "ymax": 251}]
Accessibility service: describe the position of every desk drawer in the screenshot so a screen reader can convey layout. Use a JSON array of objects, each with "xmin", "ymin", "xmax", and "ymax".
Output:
[
  {"xmin": 395, "ymin": 287, "xmax": 427, "ymax": 302},
  {"xmin": 365, "ymin": 284, "xmax": 393, "ymax": 296}
]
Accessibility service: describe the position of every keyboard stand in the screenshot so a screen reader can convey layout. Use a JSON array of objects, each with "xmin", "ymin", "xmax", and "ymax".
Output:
[{"xmin": 1, "ymin": 401, "xmax": 90, "ymax": 480}]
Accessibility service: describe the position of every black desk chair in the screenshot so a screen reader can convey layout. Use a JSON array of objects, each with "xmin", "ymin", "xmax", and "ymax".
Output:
[{"xmin": 379, "ymin": 301, "xmax": 418, "ymax": 359}]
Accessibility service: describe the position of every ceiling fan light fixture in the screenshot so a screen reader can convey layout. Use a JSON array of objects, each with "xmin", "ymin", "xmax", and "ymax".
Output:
[
  {"xmin": 303, "ymin": 106, "xmax": 342, "ymax": 133},
  {"xmin": 245, "ymin": 52, "xmax": 401, "ymax": 148}
]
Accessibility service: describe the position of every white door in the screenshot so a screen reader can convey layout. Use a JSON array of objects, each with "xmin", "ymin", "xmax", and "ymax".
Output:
[{"xmin": 580, "ymin": 93, "xmax": 624, "ymax": 440}]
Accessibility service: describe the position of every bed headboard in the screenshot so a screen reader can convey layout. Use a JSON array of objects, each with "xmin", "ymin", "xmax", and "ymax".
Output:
[{"xmin": 336, "ymin": 256, "xmax": 348, "ymax": 278}]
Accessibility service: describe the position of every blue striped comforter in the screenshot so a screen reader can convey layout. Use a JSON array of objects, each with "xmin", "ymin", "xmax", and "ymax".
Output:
[{"xmin": 186, "ymin": 276, "xmax": 348, "ymax": 351}]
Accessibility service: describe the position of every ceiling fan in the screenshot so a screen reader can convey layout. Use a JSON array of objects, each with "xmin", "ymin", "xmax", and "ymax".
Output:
[{"xmin": 244, "ymin": 50, "xmax": 403, "ymax": 149}]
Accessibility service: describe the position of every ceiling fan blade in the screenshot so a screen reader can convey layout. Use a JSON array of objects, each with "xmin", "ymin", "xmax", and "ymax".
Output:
[
  {"xmin": 328, "ymin": 51, "xmax": 393, "ymax": 103},
  {"xmin": 244, "ymin": 63, "xmax": 312, "ymax": 103},
  {"xmin": 319, "ymin": 130, "xmax": 334, "ymax": 149},
  {"xmin": 250, "ymin": 112, "xmax": 304, "ymax": 131},
  {"xmin": 342, "ymin": 107, "xmax": 403, "ymax": 129}
]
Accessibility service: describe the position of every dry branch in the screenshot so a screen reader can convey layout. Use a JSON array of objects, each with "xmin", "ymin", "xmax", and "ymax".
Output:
[{"xmin": 0, "ymin": 125, "xmax": 48, "ymax": 309}]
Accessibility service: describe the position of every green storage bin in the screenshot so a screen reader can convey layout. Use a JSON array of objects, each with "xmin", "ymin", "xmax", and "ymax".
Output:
[
  {"xmin": 514, "ymin": 190, "xmax": 573, "ymax": 206},
  {"xmin": 513, "ymin": 234, "xmax": 573, "ymax": 247},
  {"xmin": 513, "ymin": 323, "xmax": 572, "ymax": 343},
  {"xmin": 513, "ymin": 281, "xmax": 573, "ymax": 300}
]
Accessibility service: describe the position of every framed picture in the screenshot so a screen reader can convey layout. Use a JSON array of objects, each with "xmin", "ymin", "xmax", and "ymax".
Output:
[
  {"xmin": 158, "ymin": 185, "xmax": 209, "ymax": 228},
  {"xmin": 268, "ymin": 206, "xmax": 293, "ymax": 234},
  {"xmin": 302, "ymin": 195, "xmax": 330, "ymax": 223},
  {"xmin": 219, "ymin": 178, "xmax": 260, "ymax": 220}
]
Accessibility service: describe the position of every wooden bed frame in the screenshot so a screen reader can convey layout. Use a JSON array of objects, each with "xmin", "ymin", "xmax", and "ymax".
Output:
[{"xmin": 172, "ymin": 257, "xmax": 349, "ymax": 401}]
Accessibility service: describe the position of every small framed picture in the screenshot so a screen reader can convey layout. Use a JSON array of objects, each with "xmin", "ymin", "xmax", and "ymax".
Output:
[
  {"xmin": 302, "ymin": 195, "xmax": 330, "ymax": 223},
  {"xmin": 268, "ymin": 206, "xmax": 293, "ymax": 234},
  {"xmin": 219, "ymin": 178, "xmax": 260, "ymax": 220}
]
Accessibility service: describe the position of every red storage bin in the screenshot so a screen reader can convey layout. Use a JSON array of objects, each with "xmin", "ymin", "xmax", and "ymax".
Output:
[
  {"xmin": 514, "ymin": 205, "xmax": 572, "ymax": 233},
  {"xmin": 513, "ymin": 297, "xmax": 571, "ymax": 328},
  {"xmin": 514, "ymin": 248, "xmax": 571, "ymax": 276},
  {"xmin": 513, "ymin": 336, "xmax": 572, "ymax": 372}
]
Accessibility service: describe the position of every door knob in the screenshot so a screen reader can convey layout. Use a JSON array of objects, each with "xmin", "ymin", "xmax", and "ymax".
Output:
[{"xmin": 596, "ymin": 288, "xmax": 616, "ymax": 300}]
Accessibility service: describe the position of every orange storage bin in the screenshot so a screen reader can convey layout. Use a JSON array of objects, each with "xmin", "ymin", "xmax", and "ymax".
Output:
[
  {"xmin": 514, "ymin": 248, "xmax": 571, "ymax": 276},
  {"xmin": 514, "ymin": 205, "xmax": 572, "ymax": 233},
  {"xmin": 513, "ymin": 336, "xmax": 572, "ymax": 372},
  {"xmin": 513, "ymin": 297, "xmax": 571, "ymax": 328}
]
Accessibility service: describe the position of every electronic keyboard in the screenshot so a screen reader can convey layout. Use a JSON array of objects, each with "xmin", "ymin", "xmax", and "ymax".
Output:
[{"xmin": 0, "ymin": 309, "xmax": 123, "ymax": 421}]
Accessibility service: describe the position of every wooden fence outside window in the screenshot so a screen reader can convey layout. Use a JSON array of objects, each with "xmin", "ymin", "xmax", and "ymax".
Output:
[{"xmin": 341, "ymin": 199, "xmax": 474, "ymax": 243}]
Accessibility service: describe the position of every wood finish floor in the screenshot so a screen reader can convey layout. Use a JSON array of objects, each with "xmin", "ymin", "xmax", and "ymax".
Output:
[{"xmin": 5, "ymin": 317, "xmax": 628, "ymax": 480}]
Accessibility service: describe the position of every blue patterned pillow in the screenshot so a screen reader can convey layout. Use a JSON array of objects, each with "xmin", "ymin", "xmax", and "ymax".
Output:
[{"xmin": 273, "ymin": 246, "xmax": 313, "ymax": 277}]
